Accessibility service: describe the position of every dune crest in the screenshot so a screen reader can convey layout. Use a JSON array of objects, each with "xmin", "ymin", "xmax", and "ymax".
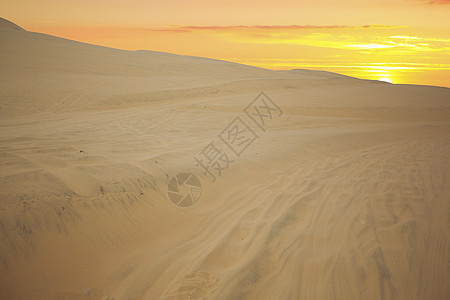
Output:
[{"xmin": 0, "ymin": 17, "xmax": 25, "ymax": 31}]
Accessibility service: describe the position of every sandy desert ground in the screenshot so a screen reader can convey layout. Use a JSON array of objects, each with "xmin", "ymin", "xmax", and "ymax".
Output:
[{"xmin": 1, "ymin": 17, "xmax": 449, "ymax": 299}]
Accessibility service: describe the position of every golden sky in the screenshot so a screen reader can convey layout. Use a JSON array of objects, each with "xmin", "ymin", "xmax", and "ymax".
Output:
[{"xmin": 3, "ymin": 0, "xmax": 450, "ymax": 87}]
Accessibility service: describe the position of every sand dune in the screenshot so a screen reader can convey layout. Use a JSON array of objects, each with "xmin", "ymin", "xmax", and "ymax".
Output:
[{"xmin": 1, "ymin": 18, "xmax": 449, "ymax": 299}]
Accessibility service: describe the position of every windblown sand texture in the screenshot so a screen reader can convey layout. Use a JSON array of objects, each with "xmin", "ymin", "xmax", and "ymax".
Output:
[{"xmin": 1, "ymin": 18, "xmax": 449, "ymax": 299}]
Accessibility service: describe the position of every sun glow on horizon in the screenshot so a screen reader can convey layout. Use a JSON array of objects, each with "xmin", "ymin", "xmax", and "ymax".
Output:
[{"xmin": 378, "ymin": 77, "xmax": 393, "ymax": 84}]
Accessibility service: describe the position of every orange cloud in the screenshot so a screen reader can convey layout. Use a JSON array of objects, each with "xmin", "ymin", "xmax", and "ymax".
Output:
[
  {"xmin": 150, "ymin": 24, "xmax": 402, "ymax": 33},
  {"xmin": 410, "ymin": 0, "xmax": 450, "ymax": 4},
  {"xmin": 426, "ymin": 0, "xmax": 450, "ymax": 4}
]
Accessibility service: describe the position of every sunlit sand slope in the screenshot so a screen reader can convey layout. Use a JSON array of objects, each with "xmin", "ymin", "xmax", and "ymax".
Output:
[{"xmin": 1, "ymin": 18, "xmax": 449, "ymax": 300}]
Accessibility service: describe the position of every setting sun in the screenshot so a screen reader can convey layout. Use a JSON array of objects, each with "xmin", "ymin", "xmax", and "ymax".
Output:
[{"xmin": 378, "ymin": 77, "xmax": 393, "ymax": 84}]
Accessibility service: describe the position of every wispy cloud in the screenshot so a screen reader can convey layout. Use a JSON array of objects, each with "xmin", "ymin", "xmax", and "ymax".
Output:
[
  {"xmin": 409, "ymin": 0, "xmax": 450, "ymax": 4},
  {"xmin": 425, "ymin": 0, "xmax": 450, "ymax": 4},
  {"xmin": 150, "ymin": 24, "xmax": 401, "ymax": 33},
  {"xmin": 183, "ymin": 25, "xmax": 351, "ymax": 30},
  {"xmin": 148, "ymin": 24, "xmax": 450, "ymax": 53}
]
